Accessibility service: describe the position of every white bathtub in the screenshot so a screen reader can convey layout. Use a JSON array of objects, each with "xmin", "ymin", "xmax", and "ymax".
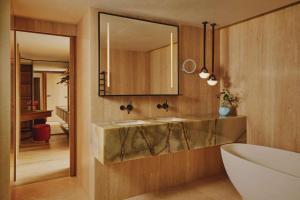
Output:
[{"xmin": 221, "ymin": 144, "xmax": 300, "ymax": 200}]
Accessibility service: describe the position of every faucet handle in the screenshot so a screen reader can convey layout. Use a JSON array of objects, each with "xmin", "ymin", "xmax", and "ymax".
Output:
[
  {"xmin": 120, "ymin": 105, "xmax": 126, "ymax": 111},
  {"xmin": 157, "ymin": 100, "xmax": 169, "ymax": 112},
  {"xmin": 127, "ymin": 104, "xmax": 133, "ymax": 112},
  {"xmin": 120, "ymin": 103, "xmax": 133, "ymax": 114},
  {"xmin": 162, "ymin": 101, "xmax": 169, "ymax": 111}
]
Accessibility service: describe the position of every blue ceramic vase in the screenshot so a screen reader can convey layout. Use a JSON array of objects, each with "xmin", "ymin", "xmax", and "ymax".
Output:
[{"xmin": 219, "ymin": 106, "xmax": 231, "ymax": 117}]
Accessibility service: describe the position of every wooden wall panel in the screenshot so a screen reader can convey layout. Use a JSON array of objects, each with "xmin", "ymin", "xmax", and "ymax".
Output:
[
  {"xmin": 95, "ymin": 146, "xmax": 224, "ymax": 200},
  {"xmin": 76, "ymin": 10, "xmax": 94, "ymax": 200},
  {"xmin": 148, "ymin": 44, "xmax": 178, "ymax": 94},
  {"xmin": 13, "ymin": 16, "xmax": 77, "ymax": 36},
  {"xmin": 14, "ymin": 44, "xmax": 21, "ymax": 177},
  {"xmin": 100, "ymin": 44, "xmax": 179, "ymax": 95},
  {"xmin": 20, "ymin": 64, "xmax": 33, "ymax": 112},
  {"xmin": 78, "ymin": 8, "xmax": 222, "ymax": 200},
  {"xmin": 100, "ymin": 48, "xmax": 150, "ymax": 94},
  {"xmin": 0, "ymin": 0, "xmax": 11, "ymax": 199},
  {"xmin": 10, "ymin": 0, "xmax": 16, "ymax": 187},
  {"xmin": 220, "ymin": 4, "xmax": 300, "ymax": 152},
  {"xmin": 10, "ymin": 30, "xmax": 16, "ymax": 183},
  {"xmin": 42, "ymin": 72, "xmax": 47, "ymax": 110},
  {"xmin": 69, "ymin": 36, "xmax": 77, "ymax": 176}
]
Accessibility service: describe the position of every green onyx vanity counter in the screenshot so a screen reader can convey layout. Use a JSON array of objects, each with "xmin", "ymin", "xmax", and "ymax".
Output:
[{"xmin": 92, "ymin": 116, "xmax": 246, "ymax": 164}]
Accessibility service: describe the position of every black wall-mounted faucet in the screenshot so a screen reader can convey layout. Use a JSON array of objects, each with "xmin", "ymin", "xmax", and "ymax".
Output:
[
  {"xmin": 157, "ymin": 100, "xmax": 169, "ymax": 112},
  {"xmin": 120, "ymin": 102, "xmax": 134, "ymax": 114}
]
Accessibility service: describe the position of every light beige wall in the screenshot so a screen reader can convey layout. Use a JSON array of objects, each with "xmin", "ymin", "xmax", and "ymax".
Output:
[
  {"xmin": 220, "ymin": 4, "xmax": 300, "ymax": 152},
  {"xmin": 76, "ymin": 8, "xmax": 221, "ymax": 200},
  {"xmin": 0, "ymin": 0, "xmax": 11, "ymax": 199},
  {"xmin": 46, "ymin": 73, "xmax": 68, "ymax": 122},
  {"xmin": 76, "ymin": 9, "xmax": 94, "ymax": 200}
]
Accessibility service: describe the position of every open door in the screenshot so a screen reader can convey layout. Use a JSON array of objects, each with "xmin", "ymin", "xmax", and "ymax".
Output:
[
  {"xmin": 10, "ymin": 29, "xmax": 16, "ymax": 183},
  {"xmin": 69, "ymin": 36, "xmax": 76, "ymax": 176},
  {"xmin": 11, "ymin": 31, "xmax": 76, "ymax": 184}
]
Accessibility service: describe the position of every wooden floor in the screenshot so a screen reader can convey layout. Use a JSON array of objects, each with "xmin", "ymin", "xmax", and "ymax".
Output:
[
  {"xmin": 127, "ymin": 174, "xmax": 241, "ymax": 200},
  {"xmin": 12, "ymin": 174, "xmax": 240, "ymax": 200},
  {"xmin": 12, "ymin": 177, "xmax": 88, "ymax": 200},
  {"xmin": 16, "ymin": 134, "xmax": 69, "ymax": 185}
]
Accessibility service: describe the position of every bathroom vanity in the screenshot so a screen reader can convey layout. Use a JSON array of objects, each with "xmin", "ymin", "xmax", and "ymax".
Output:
[
  {"xmin": 92, "ymin": 115, "xmax": 246, "ymax": 164},
  {"xmin": 93, "ymin": 11, "xmax": 247, "ymax": 200}
]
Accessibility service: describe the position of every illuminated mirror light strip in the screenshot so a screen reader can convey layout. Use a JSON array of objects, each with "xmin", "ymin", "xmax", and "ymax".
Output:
[
  {"xmin": 107, "ymin": 22, "xmax": 110, "ymax": 88},
  {"xmin": 170, "ymin": 32, "xmax": 173, "ymax": 88}
]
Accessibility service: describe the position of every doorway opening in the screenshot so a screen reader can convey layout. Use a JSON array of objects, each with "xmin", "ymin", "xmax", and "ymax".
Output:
[{"xmin": 14, "ymin": 31, "xmax": 75, "ymax": 185}]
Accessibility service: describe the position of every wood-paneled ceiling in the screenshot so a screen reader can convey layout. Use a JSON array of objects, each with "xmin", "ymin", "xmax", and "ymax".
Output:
[{"xmin": 12, "ymin": 0, "xmax": 299, "ymax": 27}]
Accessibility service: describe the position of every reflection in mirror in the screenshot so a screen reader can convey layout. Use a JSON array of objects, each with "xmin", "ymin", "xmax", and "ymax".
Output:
[
  {"xmin": 106, "ymin": 22, "xmax": 110, "ymax": 88},
  {"xmin": 98, "ymin": 13, "xmax": 179, "ymax": 96}
]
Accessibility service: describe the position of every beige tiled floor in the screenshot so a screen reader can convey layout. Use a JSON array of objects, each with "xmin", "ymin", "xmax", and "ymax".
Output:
[
  {"xmin": 16, "ymin": 135, "xmax": 69, "ymax": 185},
  {"xmin": 127, "ymin": 174, "xmax": 241, "ymax": 200},
  {"xmin": 12, "ymin": 174, "xmax": 240, "ymax": 200},
  {"xmin": 12, "ymin": 177, "xmax": 88, "ymax": 200}
]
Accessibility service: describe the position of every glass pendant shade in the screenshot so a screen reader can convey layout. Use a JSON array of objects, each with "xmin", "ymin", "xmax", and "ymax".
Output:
[
  {"xmin": 199, "ymin": 67, "xmax": 210, "ymax": 79},
  {"xmin": 207, "ymin": 74, "xmax": 218, "ymax": 86}
]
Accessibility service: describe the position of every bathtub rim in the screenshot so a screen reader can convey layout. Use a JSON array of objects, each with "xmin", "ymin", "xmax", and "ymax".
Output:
[{"xmin": 221, "ymin": 143, "xmax": 300, "ymax": 179}]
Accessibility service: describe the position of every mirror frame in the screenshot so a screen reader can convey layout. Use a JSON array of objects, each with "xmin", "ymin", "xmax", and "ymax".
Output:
[{"xmin": 98, "ymin": 12, "xmax": 180, "ymax": 96}]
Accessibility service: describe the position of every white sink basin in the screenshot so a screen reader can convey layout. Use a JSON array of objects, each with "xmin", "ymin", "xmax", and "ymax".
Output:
[
  {"xmin": 113, "ymin": 120, "xmax": 150, "ymax": 126},
  {"xmin": 155, "ymin": 117, "xmax": 187, "ymax": 122}
]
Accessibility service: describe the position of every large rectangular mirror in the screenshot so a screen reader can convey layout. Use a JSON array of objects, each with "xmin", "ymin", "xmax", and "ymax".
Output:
[{"xmin": 98, "ymin": 13, "xmax": 179, "ymax": 96}]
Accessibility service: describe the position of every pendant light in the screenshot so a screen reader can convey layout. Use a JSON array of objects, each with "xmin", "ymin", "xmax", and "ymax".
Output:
[
  {"xmin": 199, "ymin": 21, "xmax": 210, "ymax": 79},
  {"xmin": 207, "ymin": 23, "xmax": 218, "ymax": 86}
]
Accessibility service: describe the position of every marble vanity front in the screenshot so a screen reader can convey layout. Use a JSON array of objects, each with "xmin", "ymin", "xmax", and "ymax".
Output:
[{"xmin": 92, "ymin": 116, "xmax": 246, "ymax": 164}]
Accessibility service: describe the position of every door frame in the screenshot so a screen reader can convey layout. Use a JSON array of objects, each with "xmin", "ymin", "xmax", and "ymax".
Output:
[{"xmin": 11, "ymin": 17, "xmax": 77, "ymax": 179}]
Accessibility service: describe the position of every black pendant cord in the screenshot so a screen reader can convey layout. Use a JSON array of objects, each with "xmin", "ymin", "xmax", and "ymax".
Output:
[
  {"xmin": 203, "ymin": 21, "xmax": 208, "ymax": 68},
  {"xmin": 211, "ymin": 23, "xmax": 216, "ymax": 74}
]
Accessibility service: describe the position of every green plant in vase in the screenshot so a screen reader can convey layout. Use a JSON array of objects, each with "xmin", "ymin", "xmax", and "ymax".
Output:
[{"xmin": 217, "ymin": 89, "xmax": 240, "ymax": 117}]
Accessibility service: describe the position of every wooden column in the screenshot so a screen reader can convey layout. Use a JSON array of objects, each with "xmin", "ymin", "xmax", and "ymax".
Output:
[{"xmin": 42, "ymin": 72, "xmax": 47, "ymax": 111}]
